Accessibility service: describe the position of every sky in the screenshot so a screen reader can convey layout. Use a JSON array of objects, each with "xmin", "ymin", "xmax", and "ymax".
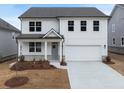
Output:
[{"xmin": 0, "ymin": 4, "xmax": 115, "ymax": 30}]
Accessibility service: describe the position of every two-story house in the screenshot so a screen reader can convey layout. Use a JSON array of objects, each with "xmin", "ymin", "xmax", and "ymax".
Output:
[
  {"xmin": 17, "ymin": 7, "xmax": 109, "ymax": 62},
  {"xmin": 108, "ymin": 4, "xmax": 124, "ymax": 54},
  {"xmin": 0, "ymin": 18, "xmax": 20, "ymax": 61}
]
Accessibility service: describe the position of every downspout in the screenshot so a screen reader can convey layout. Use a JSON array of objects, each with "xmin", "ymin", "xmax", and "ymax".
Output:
[
  {"xmin": 16, "ymin": 38, "xmax": 18, "ymax": 62},
  {"xmin": 62, "ymin": 38, "xmax": 65, "ymax": 60},
  {"xmin": 62, "ymin": 40, "xmax": 63, "ymax": 59}
]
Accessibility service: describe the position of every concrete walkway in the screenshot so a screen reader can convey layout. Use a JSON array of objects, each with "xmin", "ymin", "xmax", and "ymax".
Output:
[{"xmin": 67, "ymin": 62, "xmax": 124, "ymax": 89}]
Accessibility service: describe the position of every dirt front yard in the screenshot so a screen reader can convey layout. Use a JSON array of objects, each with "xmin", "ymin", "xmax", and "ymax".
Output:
[
  {"xmin": 0, "ymin": 60, "xmax": 70, "ymax": 89},
  {"xmin": 108, "ymin": 52, "xmax": 124, "ymax": 76}
]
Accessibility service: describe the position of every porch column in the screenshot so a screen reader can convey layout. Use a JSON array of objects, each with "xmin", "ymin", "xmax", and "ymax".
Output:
[
  {"xmin": 18, "ymin": 40, "xmax": 22, "ymax": 57},
  {"xmin": 17, "ymin": 40, "xmax": 22, "ymax": 61},
  {"xmin": 59, "ymin": 41, "xmax": 62, "ymax": 62},
  {"xmin": 45, "ymin": 41, "xmax": 47, "ymax": 60}
]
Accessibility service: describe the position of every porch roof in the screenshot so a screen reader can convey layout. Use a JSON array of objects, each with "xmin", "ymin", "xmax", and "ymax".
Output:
[{"xmin": 16, "ymin": 34, "xmax": 64, "ymax": 39}]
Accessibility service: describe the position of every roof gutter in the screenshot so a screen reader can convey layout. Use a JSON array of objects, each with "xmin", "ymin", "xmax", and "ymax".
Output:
[{"xmin": 18, "ymin": 16, "xmax": 110, "ymax": 19}]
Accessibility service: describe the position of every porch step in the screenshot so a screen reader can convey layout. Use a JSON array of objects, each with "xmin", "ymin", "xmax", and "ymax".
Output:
[{"xmin": 50, "ymin": 60, "xmax": 67, "ymax": 69}]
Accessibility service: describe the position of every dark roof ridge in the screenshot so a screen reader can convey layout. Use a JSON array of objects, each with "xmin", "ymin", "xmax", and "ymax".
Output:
[
  {"xmin": 19, "ymin": 7, "xmax": 109, "ymax": 18},
  {"xmin": 29, "ymin": 7, "xmax": 97, "ymax": 8}
]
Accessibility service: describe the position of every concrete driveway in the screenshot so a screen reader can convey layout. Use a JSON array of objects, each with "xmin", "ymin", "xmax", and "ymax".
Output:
[{"xmin": 67, "ymin": 62, "xmax": 124, "ymax": 89}]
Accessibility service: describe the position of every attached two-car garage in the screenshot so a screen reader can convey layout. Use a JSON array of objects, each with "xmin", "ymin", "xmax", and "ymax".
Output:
[{"xmin": 65, "ymin": 45, "xmax": 102, "ymax": 61}]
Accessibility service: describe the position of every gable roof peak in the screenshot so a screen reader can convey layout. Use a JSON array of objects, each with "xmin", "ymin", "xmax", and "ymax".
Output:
[
  {"xmin": 50, "ymin": 28, "xmax": 56, "ymax": 31},
  {"xmin": 110, "ymin": 4, "xmax": 124, "ymax": 17},
  {"xmin": 43, "ymin": 28, "xmax": 63, "ymax": 39}
]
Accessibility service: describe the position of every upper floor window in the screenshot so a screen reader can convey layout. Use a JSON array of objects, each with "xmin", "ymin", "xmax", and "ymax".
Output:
[
  {"xmin": 36, "ymin": 22, "xmax": 42, "ymax": 31},
  {"xmin": 29, "ymin": 22, "xmax": 35, "ymax": 32},
  {"xmin": 81, "ymin": 21, "xmax": 87, "ymax": 31},
  {"xmin": 68, "ymin": 21, "xmax": 74, "ymax": 31},
  {"xmin": 121, "ymin": 37, "xmax": 124, "ymax": 46},
  {"xmin": 93, "ymin": 21, "xmax": 99, "ymax": 31},
  {"xmin": 29, "ymin": 21, "xmax": 42, "ymax": 32},
  {"xmin": 29, "ymin": 42, "xmax": 42, "ymax": 52},
  {"xmin": 112, "ymin": 24, "xmax": 115, "ymax": 32}
]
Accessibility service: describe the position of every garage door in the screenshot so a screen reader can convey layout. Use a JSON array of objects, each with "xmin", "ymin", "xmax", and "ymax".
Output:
[{"xmin": 65, "ymin": 45, "xmax": 101, "ymax": 61}]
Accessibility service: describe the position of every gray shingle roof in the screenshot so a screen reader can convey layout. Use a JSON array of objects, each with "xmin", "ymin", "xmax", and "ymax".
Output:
[
  {"xmin": 19, "ymin": 7, "xmax": 108, "ymax": 18},
  {"xmin": 16, "ymin": 34, "xmax": 44, "ymax": 39},
  {"xmin": 0, "ymin": 18, "xmax": 20, "ymax": 32},
  {"xmin": 16, "ymin": 34, "xmax": 63, "ymax": 39},
  {"xmin": 110, "ymin": 4, "xmax": 124, "ymax": 17},
  {"xmin": 118, "ymin": 4, "xmax": 124, "ymax": 7}
]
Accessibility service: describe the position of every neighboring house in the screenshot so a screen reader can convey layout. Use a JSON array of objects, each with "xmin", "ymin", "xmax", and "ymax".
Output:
[
  {"xmin": 108, "ymin": 4, "xmax": 124, "ymax": 54},
  {"xmin": 17, "ymin": 7, "xmax": 109, "ymax": 62},
  {"xmin": 0, "ymin": 18, "xmax": 20, "ymax": 60}
]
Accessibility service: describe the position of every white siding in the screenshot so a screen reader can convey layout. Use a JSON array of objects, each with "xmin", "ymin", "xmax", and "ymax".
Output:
[
  {"xmin": 21, "ymin": 18, "xmax": 59, "ymax": 34},
  {"xmin": 19, "ymin": 17, "xmax": 108, "ymax": 61},
  {"xmin": 59, "ymin": 17, "xmax": 108, "ymax": 56}
]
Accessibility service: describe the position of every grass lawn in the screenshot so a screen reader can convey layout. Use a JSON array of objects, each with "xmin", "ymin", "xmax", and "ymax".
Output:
[
  {"xmin": 108, "ymin": 52, "xmax": 124, "ymax": 76},
  {"xmin": 0, "ymin": 59, "xmax": 70, "ymax": 89}
]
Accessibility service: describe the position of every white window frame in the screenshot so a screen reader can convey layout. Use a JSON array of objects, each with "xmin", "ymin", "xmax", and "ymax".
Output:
[
  {"xmin": 68, "ymin": 21, "xmax": 74, "ymax": 31},
  {"xmin": 36, "ymin": 42, "xmax": 42, "ymax": 52},
  {"xmin": 80, "ymin": 21, "xmax": 87, "ymax": 31},
  {"xmin": 93, "ymin": 21, "xmax": 99, "ymax": 31},
  {"xmin": 112, "ymin": 24, "xmax": 115, "ymax": 32},
  {"xmin": 36, "ymin": 21, "xmax": 42, "ymax": 32},
  {"xmin": 29, "ymin": 42, "xmax": 42, "ymax": 52},
  {"xmin": 29, "ymin": 21, "xmax": 42, "ymax": 32}
]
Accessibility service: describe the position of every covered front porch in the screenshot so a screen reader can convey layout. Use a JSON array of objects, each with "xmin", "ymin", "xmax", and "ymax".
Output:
[
  {"xmin": 17, "ymin": 28, "xmax": 64, "ymax": 62},
  {"xmin": 18, "ymin": 39, "xmax": 63, "ymax": 62}
]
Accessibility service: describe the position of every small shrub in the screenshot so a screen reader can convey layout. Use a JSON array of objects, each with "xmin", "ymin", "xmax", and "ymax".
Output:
[
  {"xmin": 39, "ymin": 59, "xmax": 43, "ymax": 62},
  {"xmin": 33, "ymin": 58, "xmax": 35, "ymax": 62},
  {"xmin": 60, "ymin": 57, "xmax": 67, "ymax": 66},
  {"xmin": 42, "ymin": 60, "xmax": 50, "ymax": 68},
  {"xmin": 106, "ymin": 56, "xmax": 111, "ymax": 62},
  {"xmin": 102, "ymin": 56, "xmax": 111, "ymax": 62},
  {"xmin": 19, "ymin": 55, "xmax": 25, "ymax": 62},
  {"xmin": 102, "ymin": 56, "xmax": 114, "ymax": 64}
]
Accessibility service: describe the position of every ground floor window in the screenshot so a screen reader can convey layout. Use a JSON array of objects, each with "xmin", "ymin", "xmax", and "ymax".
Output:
[
  {"xmin": 112, "ymin": 38, "xmax": 115, "ymax": 45},
  {"xmin": 122, "ymin": 37, "xmax": 124, "ymax": 46},
  {"xmin": 36, "ymin": 42, "xmax": 41, "ymax": 52},
  {"xmin": 29, "ymin": 42, "xmax": 42, "ymax": 52}
]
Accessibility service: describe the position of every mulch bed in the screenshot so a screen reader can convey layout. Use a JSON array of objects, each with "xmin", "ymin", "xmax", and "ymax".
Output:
[
  {"xmin": 10, "ymin": 61, "xmax": 57, "ymax": 71},
  {"xmin": 5, "ymin": 76, "xmax": 29, "ymax": 88},
  {"xmin": 102, "ymin": 56, "xmax": 115, "ymax": 64},
  {"xmin": 103, "ymin": 61, "xmax": 115, "ymax": 64}
]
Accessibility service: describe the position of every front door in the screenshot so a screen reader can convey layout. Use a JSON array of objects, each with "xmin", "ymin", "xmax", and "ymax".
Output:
[{"xmin": 52, "ymin": 42, "xmax": 58, "ymax": 60}]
